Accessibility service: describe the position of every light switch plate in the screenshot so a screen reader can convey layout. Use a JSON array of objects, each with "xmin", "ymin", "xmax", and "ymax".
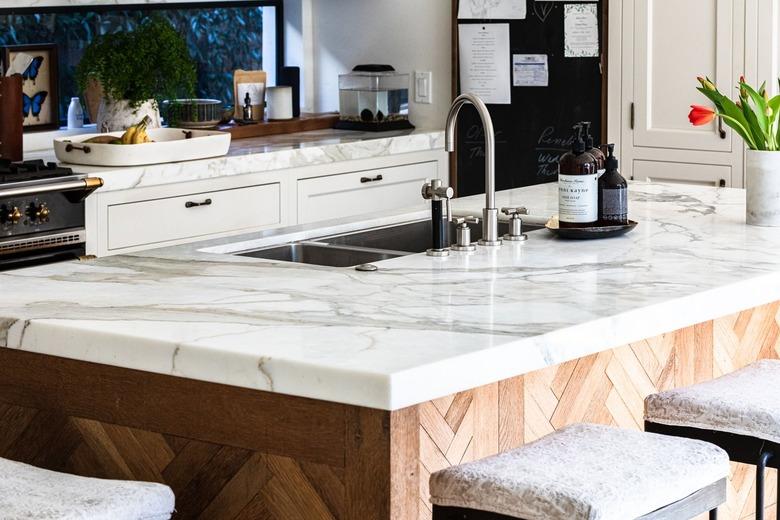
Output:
[{"xmin": 415, "ymin": 71, "xmax": 432, "ymax": 104}]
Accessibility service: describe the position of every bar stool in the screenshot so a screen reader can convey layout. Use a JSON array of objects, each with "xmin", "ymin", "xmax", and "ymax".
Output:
[
  {"xmin": 0, "ymin": 456, "xmax": 175, "ymax": 519},
  {"xmin": 645, "ymin": 359, "xmax": 780, "ymax": 520},
  {"xmin": 430, "ymin": 423, "xmax": 728, "ymax": 520}
]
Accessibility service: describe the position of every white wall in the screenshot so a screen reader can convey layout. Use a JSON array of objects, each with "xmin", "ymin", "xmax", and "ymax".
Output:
[{"xmin": 310, "ymin": 0, "xmax": 452, "ymax": 130}]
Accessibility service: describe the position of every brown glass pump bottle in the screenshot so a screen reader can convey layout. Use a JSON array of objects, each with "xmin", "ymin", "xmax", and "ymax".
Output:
[
  {"xmin": 582, "ymin": 121, "xmax": 606, "ymax": 177},
  {"xmin": 598, "ymin": 144, "xmax": 629, "ymax": 225},
  {"xmin": 558, "ymin": 125, "xmax": 598, "ymax": 228}
]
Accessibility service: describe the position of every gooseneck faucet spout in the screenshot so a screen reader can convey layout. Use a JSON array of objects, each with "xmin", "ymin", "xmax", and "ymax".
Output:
[{"xmin": 444, "ymin": 93, "xmax": 500, "ymax": 246}]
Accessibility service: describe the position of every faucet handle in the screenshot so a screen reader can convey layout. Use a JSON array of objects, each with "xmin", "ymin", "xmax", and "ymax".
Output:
[
  {"xmin": 451, "ymin": 216, "xmax": 480, "ymax": 226},
  {"xmin": 422, "ymin": 179, "xmax": 454, "ymax": 201},
  {"xmin": 501, "ymin": 207, "xmax": 528, "ymax": 216}
]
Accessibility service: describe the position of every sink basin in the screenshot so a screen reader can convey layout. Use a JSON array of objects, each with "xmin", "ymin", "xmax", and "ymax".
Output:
[
  {"xmin": 233, "ymin": 217, "xmax": 544, "ymax": 268},
  {"xmin": 237, "ymin": 242, "xmax": 403, "ymax": 267},
  {"xmin": 316, "ymin": 218, "xmax": 543, "ymax": 253}
]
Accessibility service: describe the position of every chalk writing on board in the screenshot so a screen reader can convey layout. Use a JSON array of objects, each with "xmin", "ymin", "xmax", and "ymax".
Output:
[
  {"xmin": 532, "ymin": 2, "xmax": 555, "ymax": 23},
  {"xmin": 535, "ymin": 126, "xmax": 573, "ymax": 178},
  {"xmin": 464, "ymin": 124, "xmax": 507, "ymax": 160}
]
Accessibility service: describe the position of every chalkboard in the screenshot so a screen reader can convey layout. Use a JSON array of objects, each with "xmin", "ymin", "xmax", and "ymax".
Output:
[{"xmin": 454, "ymin": 1, "xmax": 606, "ymax": 197}]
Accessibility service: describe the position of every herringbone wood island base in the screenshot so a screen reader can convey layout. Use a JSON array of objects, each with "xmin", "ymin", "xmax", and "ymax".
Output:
[{"xmin": 0, "ymin": 303, "xmax": 777, "ymax": 520}]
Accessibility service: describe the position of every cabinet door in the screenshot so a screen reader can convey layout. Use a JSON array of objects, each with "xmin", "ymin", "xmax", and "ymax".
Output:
[
  {"xmin": 297, "ymin": 162, "xmax": 437, "ymax": 224},
  {"xmin": 633, "ymin": 0, "xmax": 733, "ymax": 152}
]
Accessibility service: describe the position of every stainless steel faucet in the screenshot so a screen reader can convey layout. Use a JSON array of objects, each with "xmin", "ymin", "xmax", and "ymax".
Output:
[{"xmin": 445, "ymin": 93, "xmax": 501, "ymax": 246}]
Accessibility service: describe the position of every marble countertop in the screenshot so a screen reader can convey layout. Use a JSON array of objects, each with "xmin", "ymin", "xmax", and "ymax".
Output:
[
  {"xmin": 28, "ymin": 128, "xmax": 444, "ymax": 192},
  {"xmin": 3, "ymin": 182, "xmax": 780, "ymax": 410}
]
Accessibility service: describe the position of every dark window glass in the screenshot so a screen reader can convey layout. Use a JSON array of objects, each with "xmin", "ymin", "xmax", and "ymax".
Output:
[{"xmin": 0, "ymin": 6, "xmax": 267, "ymax": 124}]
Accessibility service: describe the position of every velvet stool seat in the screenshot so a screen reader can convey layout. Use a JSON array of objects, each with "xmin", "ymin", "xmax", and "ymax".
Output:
[
  {"xmin": 0, "ymin": 456, "xmax": 175, "ymax": 520},
  {"xmin": 429, "ymin": 423, "xmax": 728, "ymax": 520},
  {"xmin": 645, "ymin": 359, "xmax": 780, "ymax": 520}
]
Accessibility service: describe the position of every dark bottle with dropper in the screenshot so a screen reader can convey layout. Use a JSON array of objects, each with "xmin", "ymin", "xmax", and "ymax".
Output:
[
  {"xmin": 598, "ymin": 144, "xmax": 628, "ymax": 225},
  {"xmin": 582, "ymin": 121, "xmax": 606, "ymax": 177},
  {"xmin": 558, "ymin": 124, "xmax": 598, "ymax": 228}
]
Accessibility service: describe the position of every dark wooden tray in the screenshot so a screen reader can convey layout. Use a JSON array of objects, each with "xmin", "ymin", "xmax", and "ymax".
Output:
[
  {"xmin": 217, "ymin": 112, "xmax": 339, "ymax": 140},
  {"xmin": 546, "ymin": 217, "xmax": 638, "ymax": 239}
]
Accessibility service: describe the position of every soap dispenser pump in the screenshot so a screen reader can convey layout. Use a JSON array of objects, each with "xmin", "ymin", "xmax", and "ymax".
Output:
[
  {"xmin": 598, "ymin": 144, "xmax": 629, "ymax": 225},
  {"xmin": 582, "ymin": 121, "xmax": 606, "ymax": 177},
  {"xmin": 558, "ymin": 124, "xmax": 599, "ymax": 228}
]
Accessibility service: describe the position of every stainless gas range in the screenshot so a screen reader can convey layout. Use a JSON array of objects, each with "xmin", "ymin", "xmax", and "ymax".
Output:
[{"xmin": 0, "ymin": 159, "xmax": 103, "ymax": 271}]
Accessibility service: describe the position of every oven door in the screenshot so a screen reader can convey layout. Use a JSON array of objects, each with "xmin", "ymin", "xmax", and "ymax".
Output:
[{"xmin": 0, "ymin": 229, "xmax": 86, "ymax": 271}]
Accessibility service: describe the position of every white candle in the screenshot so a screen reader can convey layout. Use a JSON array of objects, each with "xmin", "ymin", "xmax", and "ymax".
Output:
[{"xmin": 266, "ymin": 86, "xmax": 294, "ymax": 120}]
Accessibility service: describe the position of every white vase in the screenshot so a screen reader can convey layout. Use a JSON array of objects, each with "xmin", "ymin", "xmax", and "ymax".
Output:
[
  {"xmin": 746, "ymin": 150, "xmax": 780, "ymax": 226},
  {"xmin": 96, "ymin": 98, "xmax": 161, "ymax": 133}
]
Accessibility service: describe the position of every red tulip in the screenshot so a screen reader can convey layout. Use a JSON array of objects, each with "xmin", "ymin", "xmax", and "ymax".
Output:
[{"xmin": 689, "ymin": 105, "xmax": 717, "ymax": 126}]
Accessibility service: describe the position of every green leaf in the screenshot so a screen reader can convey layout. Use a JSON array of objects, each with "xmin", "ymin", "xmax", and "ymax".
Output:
[
  {"xmin": 696, "ymin": 87, "xmax": 757, "ymax": 148},
  {"xmin": 742, "ymin": 82, "xmax": 771, "ymax": 136}
]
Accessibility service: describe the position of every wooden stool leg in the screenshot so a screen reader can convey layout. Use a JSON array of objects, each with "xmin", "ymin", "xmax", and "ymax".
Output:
[{"xmin": 756, "ymin": 451, "xmax": 772, "ymax": 520}]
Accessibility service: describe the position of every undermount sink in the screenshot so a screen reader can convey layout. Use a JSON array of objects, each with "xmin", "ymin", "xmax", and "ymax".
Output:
[
  {"xmin": 238, "ymin": 242, "xmax": 403, "ymax": 267},
  {"xmin": 234, "ymin": 217, "xmax": 544, "ymax": 268}
]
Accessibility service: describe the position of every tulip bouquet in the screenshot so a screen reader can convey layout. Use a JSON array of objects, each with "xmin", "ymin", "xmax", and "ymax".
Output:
[{"xmin": 689, "ymin": 77, "xmax": 780, "ymax": 151}]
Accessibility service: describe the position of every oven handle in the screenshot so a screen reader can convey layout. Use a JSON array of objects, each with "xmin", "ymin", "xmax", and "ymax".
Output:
[{"xmin": 0, "ymin": 177, "xmax": 104, "ymax": 199}]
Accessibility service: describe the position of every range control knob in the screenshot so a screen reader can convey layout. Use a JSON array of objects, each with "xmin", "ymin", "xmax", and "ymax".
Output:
[
  {"xmin": 28, "ymin": 203, "xmax": 50, "ymax": 223},
  {"xmin": 3, "ymin": 206, "xmax": 22, "ymax": 225}
]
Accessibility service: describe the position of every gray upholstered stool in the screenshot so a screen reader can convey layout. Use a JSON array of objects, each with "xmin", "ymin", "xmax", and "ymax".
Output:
[
  {"xmin": 0, "ymin": 456, "xmax": 175, "ymax": 519},
  {"xmin": 430, "ymin": 423, "xmax": 728, "ymax": 520},
  {"xmin": 645, "ymin": 359, "xmax": 780, "ymax": 520}
]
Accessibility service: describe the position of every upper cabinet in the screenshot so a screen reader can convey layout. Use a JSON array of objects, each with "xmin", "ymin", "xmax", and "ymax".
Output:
[
  {"xmin": 614, "ymin": 0, "xmax": 747, "ymax": 187},
  {"xmin": 633, "ymin": 0, "xmax": 733, "ymax": 152}
]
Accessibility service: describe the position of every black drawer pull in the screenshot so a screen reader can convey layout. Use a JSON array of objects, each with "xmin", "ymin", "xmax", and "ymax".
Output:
[
  {"xmin": 360, "ymin": 174, "xmax": 383, "ymax": 183},
  {"xmin": 185, "ymin": 198, "xmax": 212, "ymax": 208}
]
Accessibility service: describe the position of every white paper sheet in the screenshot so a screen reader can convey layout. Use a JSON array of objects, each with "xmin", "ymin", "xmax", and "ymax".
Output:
[
  {"xmin": 458, "ymin": 0, "xmax": 526, "ymax": 20},
  {"xmin": 513, "ymin": 54, "xmax": 549, "ymax": 87},
  {"xmin": 458, "ymin": 23, "xmax": 512, "ymax": 104},
  {"xmin": 564, "ymin": 4, "xmax": 600, "ymax": 58}
]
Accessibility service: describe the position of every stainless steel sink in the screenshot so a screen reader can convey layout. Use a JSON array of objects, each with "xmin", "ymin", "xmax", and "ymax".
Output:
[
  {"xmin": 234, "ymin": 218, "xmax": 543, "ymax": 268},
  {"xmin": 237, "ymin": 242, "xmax": 403, "ymax": 267},
  {"xmin": 316, "ymin": 218, "xmax": 543, "ymax": 253}
]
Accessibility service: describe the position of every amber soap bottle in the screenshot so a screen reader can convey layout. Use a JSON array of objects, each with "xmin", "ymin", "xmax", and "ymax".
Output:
[
  {"xmin": 558, "ymin": 125, "xmax": 598, "ymax": 228},
  {"xmin": 598, "ymin": 144, "xmax": 629, "ymax": 225}
]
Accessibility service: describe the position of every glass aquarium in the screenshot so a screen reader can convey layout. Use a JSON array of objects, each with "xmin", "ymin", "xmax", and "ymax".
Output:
[{"xmin": 336, "ymin": 65, "xmax": 413, "ymax": 131}]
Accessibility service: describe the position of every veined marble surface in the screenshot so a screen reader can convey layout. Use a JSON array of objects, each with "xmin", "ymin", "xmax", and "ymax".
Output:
[
  {"xmin": 27, "ymin": 129, "xmax": 444, "ymax": 193},
  {"xmin": 2, "ymin": 182, "xmax": 780, "ymax": 410}
]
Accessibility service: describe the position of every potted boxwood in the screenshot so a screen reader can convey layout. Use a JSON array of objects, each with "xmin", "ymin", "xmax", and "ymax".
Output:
[
  {"xmin": 690, "ymin": 76, "xmax": 780, "ymax": 226},
  {"xmin": 76, "ymin": 17, "xmax": 196, "ymax": 132}
]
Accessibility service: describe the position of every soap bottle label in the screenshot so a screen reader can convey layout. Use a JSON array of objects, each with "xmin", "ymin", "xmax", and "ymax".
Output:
[
  {"xmin": 600, "ymin": 188, "xmax": 628, "ymax": 222},
  {"xmin": 559, "ymin": 173, "xmax": 598, "ymax": 223}
]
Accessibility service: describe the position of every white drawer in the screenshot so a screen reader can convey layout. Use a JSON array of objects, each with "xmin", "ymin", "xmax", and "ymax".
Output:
[
  {"xmin": 297, "ymin": 162, "xmax": 437, "ymax": 224},
  {"xmin": 107, "ymin": 183, "xmax": 281, "ymax": 251},
  {"xmin": 633, "ymin": 160, "xmax": 732, "ymax": 187}
]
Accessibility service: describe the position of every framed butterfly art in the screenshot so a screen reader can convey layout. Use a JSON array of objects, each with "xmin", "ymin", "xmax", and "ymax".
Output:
[{"xmin": 2, "ymin": 44, "xmax": 59, "ymax": 131}]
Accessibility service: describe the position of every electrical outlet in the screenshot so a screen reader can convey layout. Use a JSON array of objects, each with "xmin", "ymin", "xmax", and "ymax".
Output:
[{"xmin": 415, "ymin": 71, "xmax": 432, "ymax": 104}]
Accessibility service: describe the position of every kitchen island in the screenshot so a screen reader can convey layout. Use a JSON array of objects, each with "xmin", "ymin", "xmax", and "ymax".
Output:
[{"xmin": 1, "ymin": 182, "xmax": 779, "ymax": 519}]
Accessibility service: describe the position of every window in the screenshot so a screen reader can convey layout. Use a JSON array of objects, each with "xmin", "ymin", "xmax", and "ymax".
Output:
[{"xmin": 0, "ymin": 1, "xmax": 284, "ymax": 124}]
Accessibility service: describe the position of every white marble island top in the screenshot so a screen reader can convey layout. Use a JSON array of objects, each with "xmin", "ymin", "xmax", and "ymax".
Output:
[{"xmin": 2, "ymin": 182, "xmax": 780, "ymax": 410}]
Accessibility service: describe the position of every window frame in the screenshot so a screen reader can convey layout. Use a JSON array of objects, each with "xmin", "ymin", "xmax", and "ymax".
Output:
[{"xmin": 0, "ymin": 0, "xmax": 286, "ymax": 95}]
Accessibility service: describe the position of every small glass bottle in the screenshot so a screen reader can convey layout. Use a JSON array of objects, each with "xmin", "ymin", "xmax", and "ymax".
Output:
[
  {"xmin": 67, "ymin": 97, "xmax": 84, "ymax": 129},
  {"xmin": 558, "ymin": 125, "xmax": 599, "ymax": 228},
  {"xmin": 598, "ymin": 144, "xmax": 629, "ymax": 225}
]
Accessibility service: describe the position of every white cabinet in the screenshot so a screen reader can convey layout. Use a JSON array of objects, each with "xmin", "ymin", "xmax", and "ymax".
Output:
[
  {"xmin": 297, "ymin": 161, "xmax": 437, "ymax": 224},
  {"xmin": 106, "ymin": 183, "xmax": 282, "ymax": 251},
  {"xmin": 87, "ymin": 150, "xmax": 447, "ymax": 257},
  {"xmin": 614, "ymin": 0, "xmax": 746, "ymax": 187}
]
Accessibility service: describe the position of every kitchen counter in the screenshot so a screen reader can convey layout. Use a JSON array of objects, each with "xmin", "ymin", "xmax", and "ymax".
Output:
[
  {"xmin": 30, "ymin": 128, "xmax": 444, "ymax": 192},
  {"xmin": 1, "ymin": 181, "xmax": 777, "ymax": 410}
]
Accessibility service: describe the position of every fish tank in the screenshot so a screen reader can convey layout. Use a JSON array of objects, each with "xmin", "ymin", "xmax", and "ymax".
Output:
[{"xmin": 335, "ymin": 65, "xmax": 413, "ymax": 131}]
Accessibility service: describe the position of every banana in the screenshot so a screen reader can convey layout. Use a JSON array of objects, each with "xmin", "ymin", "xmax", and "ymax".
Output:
[{"xmin": 120, "ymin": 116, "xmax": 152, "ymax": 145}]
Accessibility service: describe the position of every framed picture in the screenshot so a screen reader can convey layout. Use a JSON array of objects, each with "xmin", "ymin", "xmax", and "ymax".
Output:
[{"xmin": 2, "ymin": 44, "xmax": 59, "ymax": 131}]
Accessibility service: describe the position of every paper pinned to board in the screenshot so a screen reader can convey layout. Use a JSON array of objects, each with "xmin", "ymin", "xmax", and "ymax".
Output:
[
  {"xmin": 513, "ymin": 54, "xmax": 549, "ymax": 87},
  {"xmin": 459, "ymin": 23, "xmax": 512, "ymax": 104},
  {"xmin": 458, "ymin": 0, "xmax": 526, "ymax": 20},
  {"xmin": 564, "ymin": 4, "xmax": 600, "ymax": 58}
]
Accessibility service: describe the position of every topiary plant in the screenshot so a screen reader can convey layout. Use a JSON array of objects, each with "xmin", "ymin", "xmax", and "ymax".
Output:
[{"xmin": 75, "ymin": 16, "xmax": 196, "ymax": 109}]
